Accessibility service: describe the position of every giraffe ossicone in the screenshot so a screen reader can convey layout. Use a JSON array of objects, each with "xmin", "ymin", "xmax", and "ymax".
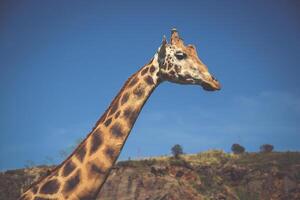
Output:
[{"xmin": 19, "ymin": 29, "xmax": 221, "ymax": 200}]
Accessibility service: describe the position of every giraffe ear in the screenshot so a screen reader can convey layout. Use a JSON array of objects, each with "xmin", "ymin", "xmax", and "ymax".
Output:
[{"xmin": 158, "ymin": 36, "xmax": 167, "ymax": 60}]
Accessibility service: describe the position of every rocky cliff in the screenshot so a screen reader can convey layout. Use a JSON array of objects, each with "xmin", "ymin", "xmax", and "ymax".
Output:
[{"xmin": 1, "ymin": 151, "xmax": 300, "ymax": 200}]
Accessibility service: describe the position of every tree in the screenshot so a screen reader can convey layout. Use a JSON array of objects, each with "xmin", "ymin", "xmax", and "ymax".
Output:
[
  {"xmin": 171, "ymin": 144, "xmax": 183, "ymax": 159},
  {"xmin": 231, "ymin": 143, "xmax": 245, "ymax": 154},
  {"xmin": 260, "ymin": 144, "xmax": 274, "ymax": 153}
]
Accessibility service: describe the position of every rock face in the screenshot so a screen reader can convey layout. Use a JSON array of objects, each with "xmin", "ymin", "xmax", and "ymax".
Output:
[{"xmin": 1, "ymin": 151, "xmax": 300, "ymax": 200}]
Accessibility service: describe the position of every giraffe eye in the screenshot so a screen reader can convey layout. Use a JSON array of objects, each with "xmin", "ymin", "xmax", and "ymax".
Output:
[{"xmin": 175, "ymin": 52, "xmax": 187, "ymax": 60}]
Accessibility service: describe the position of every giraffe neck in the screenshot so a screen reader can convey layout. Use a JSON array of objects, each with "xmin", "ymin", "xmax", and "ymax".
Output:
[{"xmin": 21, "ymin": 58, "xmax": 161, "ymax": 200}]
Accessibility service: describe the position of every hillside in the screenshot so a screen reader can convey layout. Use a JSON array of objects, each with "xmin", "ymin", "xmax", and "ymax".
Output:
[{"xmin": 1, "ymin": 151, "xmax": 300, "ymax": 200}]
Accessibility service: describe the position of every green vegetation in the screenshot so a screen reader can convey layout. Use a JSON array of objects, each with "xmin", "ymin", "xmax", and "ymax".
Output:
[
  {"xmin": 171, "ymin": 144, "xmax": 183, "ymax": 159},
  {"xmin": 260, "ymin": 144, "xmax": 274, "ymax": 153},
  {"xmin": 231, "ymin": 143, "xmax": 245, "ymax": 154}
]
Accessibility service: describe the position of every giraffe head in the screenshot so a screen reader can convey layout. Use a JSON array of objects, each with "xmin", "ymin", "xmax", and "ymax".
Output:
[{"xmin": 156, "ymin": 29, "xmax": 221, "ymax": 91}]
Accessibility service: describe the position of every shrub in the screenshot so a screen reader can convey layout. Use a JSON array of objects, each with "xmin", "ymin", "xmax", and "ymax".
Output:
[
  {"xmin": 171, "ymin": 144, "xmax": 183, "ymax": 159},
  {"xmin": 231, "ymin": 144, "xmax": 245, "ymax": 154},
  {"xmin": 260, "ymin": 144, "xmax": 274, "ymax": 153}
]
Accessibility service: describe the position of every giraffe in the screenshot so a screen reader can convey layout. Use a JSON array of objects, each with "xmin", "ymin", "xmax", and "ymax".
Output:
[{"xmin": 19, "ymin": 29, "xmax": 221, "ymax": 200}]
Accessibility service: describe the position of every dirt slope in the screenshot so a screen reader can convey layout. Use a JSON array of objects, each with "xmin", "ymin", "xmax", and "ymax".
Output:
[{"xmin": 1, "ymin": 151, "xmax": 300, "ymax": 200}]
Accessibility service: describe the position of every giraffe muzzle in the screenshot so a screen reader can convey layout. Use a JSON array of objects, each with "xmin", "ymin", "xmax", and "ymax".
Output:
[{"xmin": 201, "ymin": 75, "xmax": 221, "ymax": 91}]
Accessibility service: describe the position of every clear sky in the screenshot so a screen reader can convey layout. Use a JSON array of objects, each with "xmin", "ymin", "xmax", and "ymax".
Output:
[{"xmin": 1, "ymin": 0, "xmax": 300, "ymax": 171}]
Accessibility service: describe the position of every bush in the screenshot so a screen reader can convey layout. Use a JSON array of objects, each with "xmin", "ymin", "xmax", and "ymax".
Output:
[
  {"xmin": 260, "ymin": 144, "xmax": 274, "ymax": 153},
  {"xmin": 231, "ymin": 144, "xmax": 245, "ymax": 154},
  {"xmin": 171, "ymin": 144, "xmax": 183, "ymax": 159}
]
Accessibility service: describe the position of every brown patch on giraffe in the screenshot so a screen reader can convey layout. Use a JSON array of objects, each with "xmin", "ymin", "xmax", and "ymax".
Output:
[
  {"xmin": 144, "ymin": 75, "xmax": 154, "ymax": 85},
  {"xmin": 123, "ymin": 107, "xmax": 139, "ymax": 125},
  {"xmin": 88, "ymin": 161, "xmax": 106, "ymax": 176},
  {"xmin": 128, "ymin": 76, "xmax": 139, "ymax": 87},
  {"xmin": 170, "ymin": 70, "xmax": 176, "ymax": 76},
  {"xmin": 108, "ymin": 96, "xmax": 120, "ymax": 116},
  {"xmin": 39, "ymin": 179, "xmax": 60, "ymax": 194},
  {"xmin": 174, "ymin": 65, "xmax": 181, "ymax": 73},
  {"xmin": 91, "ymin": 163, "xmax": 105, "ymax": 175},
  {"xmin": 115, "ymin": 110, "xmax": 121, "ymax": 119},
  {"xmin": 133, "ymin": 84, "xmax": 145, "ymax": 98},
  {"xmin": 63, "ymin": 170, "xmax": 81, "ymax": 193},
  {"xmin": 140, "ymin": 67, "xmax": 149, "ymax": 76},
  {"xmin": 104, "ymin": 117, "xmax": 112, "ymax": 127},
  {"xmin": 121, "ymin": 92, "xmax": 129, "ymax": 105},
  {"xmin": 105, "ymin": 146, "xmax": 116, "ymax": 162},
  {"xmin": 75, "ymin": 143, "xmax": 86, "ymax": 162},
  {"xmin": 110, "ymin": 123, "xmax": 124, "ymax": 138},
  {"xmin": 90, "ymin": 130, "xmax": 103, "ymax": 155},
  {"xmin": 62, "ymin": 160, "xmax": 76, "ymax": 177},
  {"xmin": 149, "ymin": 65, "xmax": 156, "ymax": 73}
]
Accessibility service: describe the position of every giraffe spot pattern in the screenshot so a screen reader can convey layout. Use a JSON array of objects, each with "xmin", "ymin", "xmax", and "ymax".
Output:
[
  {"xmin": 128, "ymin": 76, "xmax": 139, "ymax": 87},
  {"xmin": 121, "ymin": 92, "xmax": 129, "ymax": 105},
  {"xmin": 104, "ymin": 117, "xmax": 112, "ymax": 127},
  {"xmin": 123, "ymin": 107, "xmax": 139, "ymax": 126},
  {"xmin": 110, "ymin": 123, "xmax": 124, "ymax": 138},
  {"xmin": 63, "ymin": 170, "xmax": 80, "ymax": 193},
  {"xmin": 149, "ymin": 65, "xmax": 156, "ymax": 73},
  {"xmin": 75, "ymin": 144, "xmax": 86, "ymax": 162},
  {"xmin": 105, "ymin": 147, "xmax": 116, "ymax": 162},
  {"xmin": 144, "ymin": 75, "xmax": 154, "ymax": 85},
  {"xmin": 133, "ymin": 85, "xmax": 145, "ymax": 98},
  {"xmin": 141, "ymin": 67, "xmax": 149, "ymax": 76},
  {"xmin": 62, "ymin": 160, "xmax": 76, "ymax": 177},
  {"xmin": 90, "ymin": 163, "xmax": 105, "ymax": 175},
  {"xmin": 115, "ymin": 110, "xmax": 121, "ymax": 119},
  {"xmin": 40, "ymin": 179, "xmax": 60, "ymax": 194},
  {"xmin": 174, "ymin": 65, "xmax": 181, "ymax": 73},
  {"xmin": 109, "ymin": 97, "xmax": 119, "ymax": 116},
  {"xmin": 90, "ymin": 130, "xmax": 103, "ymax": 155},
  {"xmin": 170, "ymin": 70, "xmax": 176, "ymax": 76}
]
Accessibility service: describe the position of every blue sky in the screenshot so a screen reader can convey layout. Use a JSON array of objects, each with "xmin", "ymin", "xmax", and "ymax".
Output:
[{"xmin": 0, "ymin": 0, "xmax": 300, "ymax": 170}]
